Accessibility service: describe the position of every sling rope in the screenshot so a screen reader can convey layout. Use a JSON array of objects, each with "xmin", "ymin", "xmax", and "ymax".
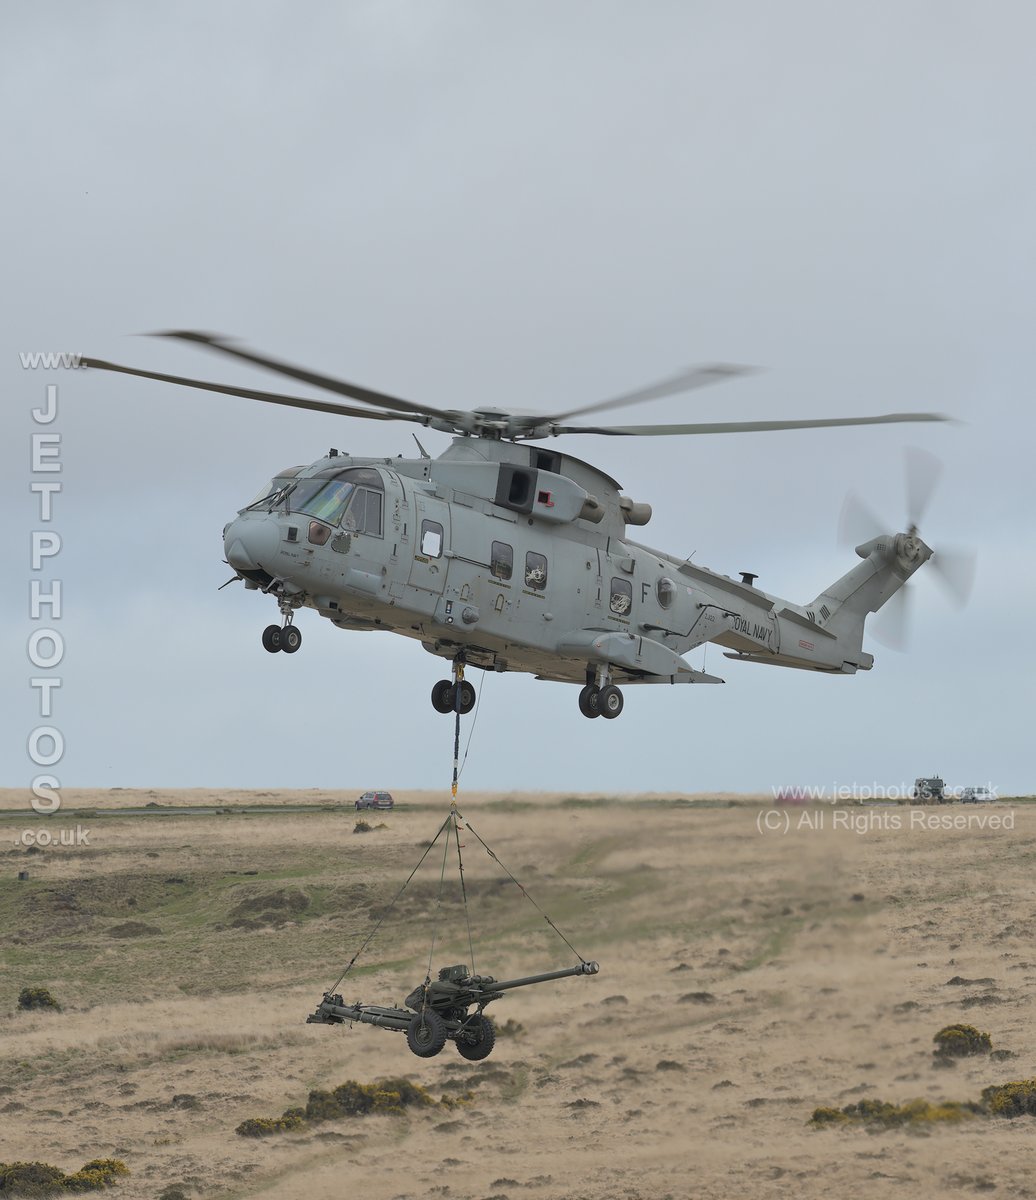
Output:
[{"xmin": 324, "ymin": 670, "xmax": 588, "ymax": 995}]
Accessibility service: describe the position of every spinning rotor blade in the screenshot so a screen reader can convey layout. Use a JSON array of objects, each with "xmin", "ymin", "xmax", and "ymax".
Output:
[
  {"xmin": 82, "ymin": 358, "xmax": 427, "ymax": 424},
  {"xmin": 152, "ymin": 330, "xmax": 450, "ymax": 421},
  {"xmin": 872, "ymin": 582, "xmax": 912, "ymax": 651},
  {"xmin": 542, "ymin": 363, "xmax": 755, "ymax": 424},
  {"xmin": 905, "ymin": 445, "xmax": 943, "ymax": 528},
  {"xmin": 930, "ymin": 546, "xmax": 977, "ymax": 607},
  {"xmin": 838, "ymin": 492, "xmax": 885, "ymax": 548},
  {"xmin": 550, "ymin": 412, "xmax": 950, "ymax": 437}
]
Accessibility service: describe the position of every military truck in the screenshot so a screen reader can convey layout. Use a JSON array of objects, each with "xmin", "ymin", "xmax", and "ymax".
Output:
[{"xmin": 912, "ymin": 775, "xmax": 946, "ymax": 804}]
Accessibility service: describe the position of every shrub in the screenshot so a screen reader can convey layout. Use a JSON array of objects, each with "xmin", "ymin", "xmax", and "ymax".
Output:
[
  {"xmin": 0, "ymin": 1157, "xmax": 128, "ymax": 1194},
  {"xmin": 17, "ymin": 987, "xmax": 61, "ymax": 1012},
  {"xmin": 810, "ymin": 1098, "xmax": 978, "ymax": 1128},
  {"xmin": 304, "ymin": 1090, "xmax": 343, "ymax": 1121},
  {"xmin": 982, "ymin": 1079, "xmax": 1036, "ymax": 1118},
  {"xmin": 234, "ymin": 1114, "xmax": 305, "ymax": 1137},
  {"xmin": 933, "ymin": 1024, "xmax": 992, "ymax": 1058}
]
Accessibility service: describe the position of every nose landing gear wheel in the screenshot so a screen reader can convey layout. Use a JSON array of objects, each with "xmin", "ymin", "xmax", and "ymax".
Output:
[
  {"xmin": 578, "ymin": 684, "xmax": 601, "ymax": 719},
  {"xmin": 406, "ymin": 1010, "xmax": 447, "ymax": 1058},
  {"xmin": 280, "ymin": 625, "xmax": 302, "ymax": 654},
  {"xmin": 262, "ymin": 625, "xmax": 282, "ymax": 653},
  {"xmin": 598, "ymin": 685, "xmax": 624, "ymax": 719}
]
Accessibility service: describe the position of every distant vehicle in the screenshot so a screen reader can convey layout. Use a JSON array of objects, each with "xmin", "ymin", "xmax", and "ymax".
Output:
[
  {"xmin": 355, "ymin": 790, "xmax": 394, "ymax": 811},
  {"xmin": 961, "ymin": 786, "xmax": 994, "ymax": 804},
  {"xmin": 912, "ymin": 776, "xmax": 946, "ymax": 804}
]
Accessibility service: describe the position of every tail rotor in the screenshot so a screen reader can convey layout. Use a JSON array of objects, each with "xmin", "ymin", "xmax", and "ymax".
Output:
[{"xmin": 838, "ymin": 448, "xmax": 975, "ymax": 650}]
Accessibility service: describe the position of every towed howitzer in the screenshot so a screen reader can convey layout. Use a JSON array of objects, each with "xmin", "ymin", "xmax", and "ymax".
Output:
[{"xmin": 307, "ymin": 960, "xmax": 600, "ymax": 1061}]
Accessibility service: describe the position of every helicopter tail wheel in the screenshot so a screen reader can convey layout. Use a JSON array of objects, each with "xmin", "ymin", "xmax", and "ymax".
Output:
[
  {"xmin": 261, "ymin": 624, "xmax": 282, "ymax": 653},
  {"xmin": 598, "ymin": 685, "xmax": 624, "ymax": 719},
  {"xmin": 431, "ymin": 679, "xmax": 455, "ymax": 714},
  {"xmin": 457, "ymin": 679, "xmax": 476, "ymax": 715},
  {"xmin": 280, "ymin": 625, "xmax": 302, "ymax": 654},
  {"xmin": 577, "ymin": 684, "xmax": 601, "ymax": 719}
]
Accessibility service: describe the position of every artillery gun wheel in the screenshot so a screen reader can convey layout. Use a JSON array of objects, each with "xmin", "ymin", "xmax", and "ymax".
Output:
[
  {"xmin": 598, "ymin": 685, "xmax": 624, "ymax": 719},
  {"xmin": 431, "ymin": 680, "xmax": 454, "ymax": 713},
  {"xmin": 406, "ymin": 1010, "xmax": 448, "ymax": 1057},
  {"xmin": 261, "ymin": 625, "xmax": 282, "ymax": 653},
  {"xmin": 577, "ymin": 684, "xmax": 601, "ymax": 719},
  {"xmin": 280, "ymin": 625, "xmax": 302, "ymax": 654},
  {"xmin": 455, "ymin": 1014, "xmax": 496, "ymax": 1061}
]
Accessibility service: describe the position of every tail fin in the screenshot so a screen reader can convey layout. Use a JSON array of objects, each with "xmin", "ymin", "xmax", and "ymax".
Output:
[{"xmin": 808, "ymin": 531, "xmax": 933, "ymax": 658}]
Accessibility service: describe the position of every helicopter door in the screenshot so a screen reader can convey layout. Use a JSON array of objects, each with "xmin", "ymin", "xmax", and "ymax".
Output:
[{"xmin": 409, "ymin": 497, "xmax": 451, "ymax": 595}]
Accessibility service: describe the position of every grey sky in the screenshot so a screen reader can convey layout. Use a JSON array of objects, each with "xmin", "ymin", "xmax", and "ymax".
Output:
[{"xmin": 3, "ymin": 1, "xmax": 1034, "ymax": 795}]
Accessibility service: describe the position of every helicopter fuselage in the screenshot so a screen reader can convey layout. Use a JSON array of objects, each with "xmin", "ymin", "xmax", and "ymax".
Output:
[{"xmin": 222, "ymin": 436, "xmax": 928, "ymax": 706}]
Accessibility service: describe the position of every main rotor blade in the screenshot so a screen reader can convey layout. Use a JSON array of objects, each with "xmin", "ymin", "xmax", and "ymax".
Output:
[
  {"xmin": 83, "ymin": 357, "xmax": 426, "ymax": 424},
  {"xmin": 541, "ymin": 363, "xmax": 755, "ymax": 424},
  {"xmin": 904, "ymin": 445, "xmax": 943, "ymax": 528},
  {"xmin": 151, "ymin": 330, "xmax": 449, "ymax": 421},
  {"xmin": 930, "ymin": 545, "xmax": 977, "ymax": 607},
  {"xmin": 549, "ymin": 412, "xmax": 950, "ymax": 437}
]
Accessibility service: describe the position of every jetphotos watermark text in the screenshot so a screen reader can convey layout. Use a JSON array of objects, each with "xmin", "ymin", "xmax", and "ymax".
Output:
[{"xmin": 27, "ymin": 375, "xmax": 64, "ymax": 814}]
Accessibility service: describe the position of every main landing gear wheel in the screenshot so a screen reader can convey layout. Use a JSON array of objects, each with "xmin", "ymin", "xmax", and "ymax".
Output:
[
  {"xmin": 261, "ymin": 625, "xmax": 282, "ymax": 653},
  {"xmin": 430, "ymin": 678, "xmax": 476, "ymax": 715},
  {"xmin": 280, "ymin": 625, "xmax": 302, "ymax": 654},
  {"xmin": 578, "ymin": 684, "xmax": 601, "ymax": 719},
  {"xmin": 406, "ymin": 1010, "xmax": 447, "ymax": 1058},
  {"xmin": 598, "ymin": 685, "xmax": 624, "ymax": 719},
  {"xmin": 455, "ymin": 1014, "xmax": 496, "ymax": 1061}
]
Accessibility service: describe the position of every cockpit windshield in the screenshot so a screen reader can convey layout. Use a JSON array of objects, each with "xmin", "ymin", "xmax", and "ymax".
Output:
[
  {"xmin": 244, "ymin": 467, "xmax": 304, "ymax": 511},
  {"xmin": 287, "ymin": 477, "xmax": 357, "ymax": 525}
]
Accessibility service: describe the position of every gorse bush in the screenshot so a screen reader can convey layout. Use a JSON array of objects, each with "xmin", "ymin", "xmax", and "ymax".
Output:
[
  {"xmin": 17, "ymin": 987, "xmax": 61, "ymax": 1012},
  {"xmin": 0, "ymin": 1157, "xmax": 128, "ymax": 1194},
  {"xmin": 236, "ymin": 1076, "xmax": 441, "ymax": 1137},
  {"xmin": 982, "ymin": 1079, "xmax": 1036, "ymax": 1118},
  {"xmin": 933, "ymin": 1024, "xmax": 992, "ymax": 1058}
]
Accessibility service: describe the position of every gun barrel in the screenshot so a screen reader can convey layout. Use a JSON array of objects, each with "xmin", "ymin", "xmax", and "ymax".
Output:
[{"xmin": 492, "ymin": 960, "xmax": 599, "ymax": 993}]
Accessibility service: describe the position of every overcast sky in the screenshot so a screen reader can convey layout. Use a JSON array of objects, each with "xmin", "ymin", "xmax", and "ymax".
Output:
[{"xmin": 3, "ymin": 1, "xmax": 1034, "ymax": 797}]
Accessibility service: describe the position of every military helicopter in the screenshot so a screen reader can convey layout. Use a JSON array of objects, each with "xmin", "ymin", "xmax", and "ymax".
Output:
[{"xmin": 83, "ymin": 332, "xmax": 970, "ymax": 721}]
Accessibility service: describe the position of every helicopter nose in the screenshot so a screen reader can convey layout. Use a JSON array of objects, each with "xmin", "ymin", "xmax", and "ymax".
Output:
[{"xmin": 224, "ymin": 516, "xmax": 280, "ymax": 571}]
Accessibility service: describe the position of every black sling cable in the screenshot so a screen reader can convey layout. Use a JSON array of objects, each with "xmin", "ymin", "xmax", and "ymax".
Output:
[
  {"xmin": 456, "ymin": 807, "xmax": 588, "ymax": 964},
  {"xmin": 324, "ymin": 811, "xmax": 453, "ymax": 997},
  {"xmin": 452, "ymin": 808, "xmax": 477, "ymax": 978}
]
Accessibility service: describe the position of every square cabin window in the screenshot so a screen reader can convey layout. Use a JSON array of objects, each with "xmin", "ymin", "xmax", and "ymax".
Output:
[
  {"xmin": 491, "ymin": 541, "xmax": 513, "ymax": 581},
  {"xmin": 420, "ymin": 520, "xmax": 443, "ymax": 558},
  {"xmin": 525, "ymin": 552, "xmax": 547, "ymax": 591},
  {"xmin": 610, "ymin": 578, "xmax": 632, "ymax": 615}
]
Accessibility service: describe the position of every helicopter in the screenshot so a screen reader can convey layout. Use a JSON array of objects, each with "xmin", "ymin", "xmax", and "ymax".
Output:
[{"xmin": 82, "ymin": 332, "xmax": 970, "ymax": 721}]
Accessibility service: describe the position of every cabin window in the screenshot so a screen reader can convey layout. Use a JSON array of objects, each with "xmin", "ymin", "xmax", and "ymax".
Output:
[
  {"xmin": 610, "ymin": 578, "xmax": 632, "ymax": 615},
  {"xmin": 490, "ymin": 541, "xmax": 513, "ymax": 581},
  {"xmin": 420, "ymin": 520, "xmax": 443, "ymax": 558},
  {"xmin": 656, "ymin": 577, "xmax": 676, "ymax": 609},
  {"xmin": 525, "ymin": 552, "xmax": 547, "ymax": 591}
]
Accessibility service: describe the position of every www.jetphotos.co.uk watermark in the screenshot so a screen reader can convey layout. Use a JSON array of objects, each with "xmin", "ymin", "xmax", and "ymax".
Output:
[{"xmin": 24, "ymin": 354, "xmax": 71, "ymax": 815}]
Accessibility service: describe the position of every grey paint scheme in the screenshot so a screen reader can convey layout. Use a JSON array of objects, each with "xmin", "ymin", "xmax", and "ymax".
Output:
[{"xmin": 223, "ymin": 436, "xmax": 931, "ymax": 689}]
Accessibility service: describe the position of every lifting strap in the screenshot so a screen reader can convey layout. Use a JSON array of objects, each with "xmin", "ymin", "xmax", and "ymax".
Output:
[{"xmin": 323, "ymin": 670, "xmax": 587, "ymax": 997}]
